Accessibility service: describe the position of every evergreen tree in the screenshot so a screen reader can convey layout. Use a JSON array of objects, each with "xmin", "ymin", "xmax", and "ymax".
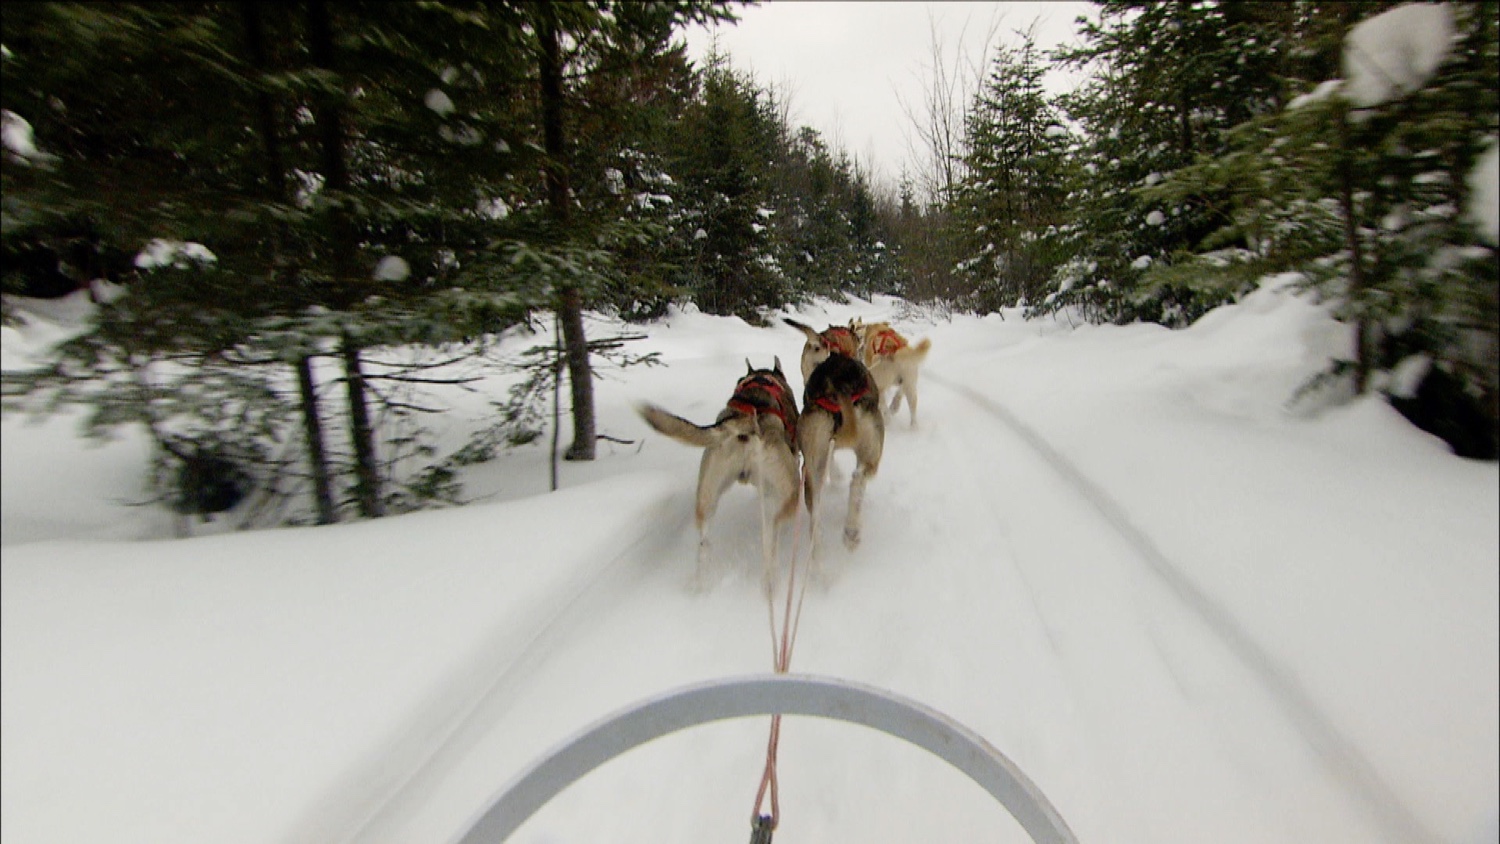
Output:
[
  {"xmin": 954, "ymin": 26, "xmax": 1073, "ymax": 310},
  {"xmin": 2, "ymin": 2, "xmax": 736, "ymax": 522},
  {"xmin": 669, "ymin": 56, "xmax": 781, "ymax": 318},
  {"xmin": 3, "ymin": 3, "xmax": 334, "ymax": 519},
  {"xmin": 1047, "ymin": 0, "xmax": 1290, "ymax": 325},
  {"xmin": 1142, "ymin": 1, "xmax": 1498, "ymax": 456},
  {"xmin": 521, "ymin": 1, "xmax": 737, "ymax": 458}
]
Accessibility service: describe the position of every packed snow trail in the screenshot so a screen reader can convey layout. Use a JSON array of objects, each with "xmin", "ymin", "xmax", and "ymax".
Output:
[
  {"xmin": 357, "ymin": 353, "xmax": 1417, "ymax": 844},
  {"xmin": 928, "ymin": 373, "xmax": 1441, "ymax": 844},
  {"xmin": 341, "ymin": 490, "xmax": 698, "ymax": 843},
  {"xmin": 4, "ymin": 294, "xmax": 1493, "ymax": 844}
]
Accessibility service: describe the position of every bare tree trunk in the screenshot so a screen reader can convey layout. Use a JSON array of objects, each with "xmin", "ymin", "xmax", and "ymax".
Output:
[
  {"xmin": 1330, "ymin": 2, "xmax": 1376, "ymax": 395},
  {"xmin": 295, "ymin": 356, "xmax": 337, "ymax": 523},
  {"xmin": 537, "ymin": 4, "xmax": 596, "ymax": 461},
  {"xmin": 341, "ymin": 335, "xmax": 382, "ymax": 516},
  {"xmin": 896, "ymin": 12, "xmax": 1000, "ymax": 208},
  {"xmin": 1336, "ymin": 106, "xmax": 1371, "ymax": 395},
  {"xmin": 242, "ymin": 1, "xmax": 336, "ymax": 524},
  {"xmin": 308, "ymin": 0, "xmax": 383, "ymax": 513},
  {"xmin": 1174, "ymin": 1, "xmax": 1195, "ymax": 156},
  {"xmin": 551, "ymin": 313, "xmax": 563, "ymax": 491}
]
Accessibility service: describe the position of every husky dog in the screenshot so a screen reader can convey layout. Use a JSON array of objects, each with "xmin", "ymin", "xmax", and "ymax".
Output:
[
  {"xmin": 798, "ymin": 352, "xmax": 884, "ymax": 557},
  {"xmin": 851, "ymin": 318, "xmax": 932, "ymax": 426},
  {"xmin": 637, "ymin": 358, "xmax": 801, "ymax": 588},
  {"xmin": 784, "ymin": 318, "xmax": 861, "ymax": 384}
]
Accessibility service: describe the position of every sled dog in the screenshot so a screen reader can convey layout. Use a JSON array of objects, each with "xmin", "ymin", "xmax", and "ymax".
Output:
[
  {"xmin": 637, "ymin": 359, "xmax": 801, "ymax": 588},
  {"xmin": 852, "ymin": 318, "xmax": 932, "ymax": 425},
  {"xmin": 784, "ymin": 318, "xmax": 861, "ymax": 384},
  {"xmin": 798, "ymin": 351, "xmax": 884, "ymax": 557}
]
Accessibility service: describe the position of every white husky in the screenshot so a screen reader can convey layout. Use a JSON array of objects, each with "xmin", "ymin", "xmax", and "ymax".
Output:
[
  {"xmin": 852, "ymin": 318, "xmax": 931, "ymax": 426},
  {"xmin": 637, "ymin": 359, "xmax": 801, "ymax": 589}
]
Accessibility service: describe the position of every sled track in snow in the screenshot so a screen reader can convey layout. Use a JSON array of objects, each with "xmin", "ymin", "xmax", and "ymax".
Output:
[
  {"xmin": 344, "ymin": 494, "xmax": 695, "ymax": 844},
  {"xmin": 927, "ymin": 373, "xmax": 1441, "ymax": 844}
]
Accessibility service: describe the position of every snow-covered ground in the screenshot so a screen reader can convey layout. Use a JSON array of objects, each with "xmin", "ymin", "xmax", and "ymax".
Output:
[{"xmin": 3, "ymin": 282, "xmax": 1496, "ymax": 844}]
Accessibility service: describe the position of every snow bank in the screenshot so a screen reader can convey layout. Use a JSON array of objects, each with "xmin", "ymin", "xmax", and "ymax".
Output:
[
  {"xmin": 1343, "ymin": 3, "xmax": 1454, "ymax": 108},
  {"xmin": 0, "ymin": 472, "xmax": 680, "ymax": 844},
  {"xmin": 3, "ymin": 290, "xmax": 1495, "ymax": 844},
  {"xmin": 2, "ymin": 109, "xmax": 41, "ymax": 160},
  {"xmin": 1470, "ymin": 142, "xmax": 1499, "ymax": 244}
]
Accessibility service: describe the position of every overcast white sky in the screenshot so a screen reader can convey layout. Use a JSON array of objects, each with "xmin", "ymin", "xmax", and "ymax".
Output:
[{"xmin": 681, "ymin": 1, "xmax": 1095, "ymax": 193}]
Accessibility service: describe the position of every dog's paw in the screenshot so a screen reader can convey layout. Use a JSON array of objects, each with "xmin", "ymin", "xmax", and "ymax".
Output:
[
  {"xmin": 842, "ymin": 526, "xmax": 861, "ymax": 550},
  {"xmin": 688, "ymin": 541, "xmax": 722, "ymax": 593}
]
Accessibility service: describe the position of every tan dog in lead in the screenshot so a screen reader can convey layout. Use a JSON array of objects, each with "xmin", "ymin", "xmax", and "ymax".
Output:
[
  {"xmin": 637, "ymin": 358, "xmax": 800, "ymax": 589},
  {"xmin": 851, "ymin": 318, "xmax": 931, "ymax": 426}
]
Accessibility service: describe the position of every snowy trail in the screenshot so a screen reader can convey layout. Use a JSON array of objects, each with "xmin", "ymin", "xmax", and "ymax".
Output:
[
  {"xmin": 4, "ymin": 295, "xmax": 1494, "ymax": 844},
  {"xmin": 363, "ymin": 356, "xmax": 1411, "ymax": 844},
  {"xmin": 342, "ymin": 492, "xmax": 701, "ymax": 843},
  {"xmin": 360, "ymin": 395, "xmax": 1089, "ymax": 843},
  {"xmin": 929, "ymin": 373, "xmax": 1441, "ymax": 844},
  {"xmin": 869, "ymin": 374, "xmax": 1360, "ymax": 844}
]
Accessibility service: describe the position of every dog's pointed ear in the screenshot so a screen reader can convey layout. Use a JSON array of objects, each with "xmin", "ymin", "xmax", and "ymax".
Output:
[
  {"xmin": 746, "ymin": 358, "xmax": 755, "ymax": 375},
  {"xmin": 773, "ymin": 355, "xmax": 784, "ymax": 375}
]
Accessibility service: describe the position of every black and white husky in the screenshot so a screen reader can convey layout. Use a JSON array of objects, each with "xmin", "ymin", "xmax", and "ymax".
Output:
[{"xmin": 797, "ymin": 349, "xmax": 885, "ymax": 558}]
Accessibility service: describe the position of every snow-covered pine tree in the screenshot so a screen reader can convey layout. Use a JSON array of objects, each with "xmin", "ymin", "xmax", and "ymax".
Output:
[
  {"xmin": 3, "ymin": 2, "xmax": 735, "ymax": 524},
  {"xmin": 773, "ymin": 127, "xmax": 860, "ymax": 302},
  {"xmin": 2, "ymin": 3, "xmax": 321, "ymax": 523},
  {"xmin": 1048, "ymin": 0, "xmax": 1289, "ymax": 325},
  {"xmin": 525, "ymin": 1, "xmax": 739, "ymax": 459},
  {"xmin": 666, "ymin": 56, "xmax": 783, "ymax": 319},
  {"xmin": 954, "ymin": 25, "xmax": 1073, "ymax": 311},
  {"xmin": 1142, "ymin": 1, "xmax": 1497, "ymax": 456}
]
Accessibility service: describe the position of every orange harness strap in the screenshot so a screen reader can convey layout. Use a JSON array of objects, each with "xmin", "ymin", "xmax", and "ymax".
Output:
[{"xmin": 871, "ymin": 328, "xmax": 907, "ymax": 357}]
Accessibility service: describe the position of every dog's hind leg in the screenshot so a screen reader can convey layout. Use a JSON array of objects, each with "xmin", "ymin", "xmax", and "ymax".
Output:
[
  {"xmin": 843, "ymin": 421, "xmax": 884, "ymax": 549},
  {"xmin": 759, "ymin": 501, "xmax": 789, "ymax": 598},
  {"xmin": 844, "ymin": 461, "xmax": 869, "ymax": 549},
  {"xmin": 693, "ymin": 453, "xmax": 738, "ymax": 585},
  {"xmin": 804, "ymin": 467, "xmax": 822, "ymax": 562},
  {"xmin": 801, "ymin": 446, "xmax": 829, "ymax": 561},
  {"xmin": 751, "ymin": 445, "xmax": 780, "ymax": 598},
  {"xmin": 759, "ymin": 450, "xmax": 802, "ymax": 596}
]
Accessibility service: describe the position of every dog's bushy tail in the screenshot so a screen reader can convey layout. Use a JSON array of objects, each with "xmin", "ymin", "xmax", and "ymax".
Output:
[
  {"xmin": 838, "ymin": 391, "xmax": 859, "ymax": 441},
  {"xmin": 783, "ymin": 317, "xmax": 816, "ymax": 337},
  {"xmin": 637, "ymin": 403, "xmax": 718, "ymax": 448},
  {"xmin": 897, "ymin": 337, "xmax": 932, "ymax": 363}
]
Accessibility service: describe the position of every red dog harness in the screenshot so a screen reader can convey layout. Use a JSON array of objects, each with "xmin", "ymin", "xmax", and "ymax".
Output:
[
  {"xmin": 869, "ymin": 327, "xmax": 907, "ymax": 357},
  {"xmin": 812, "ymin": 385, "xmax": 868, "ymax": 415},
  {"xmin": 728, "ymin": 373, "xmax": 797, "ymax": 444},
  {"xmin": 821, "ymin": 325, "xmax": 859, "ymax": 358}
]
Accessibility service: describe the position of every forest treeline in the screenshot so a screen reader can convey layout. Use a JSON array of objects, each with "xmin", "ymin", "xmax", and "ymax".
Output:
[{"xmin": 2, "ymin": 1, "xmax": 1495, "ymax": 528}]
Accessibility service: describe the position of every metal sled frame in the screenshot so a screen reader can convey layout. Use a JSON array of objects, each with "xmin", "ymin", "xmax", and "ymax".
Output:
[{"xmin": 453, "ymin": 673, "xmax": 1078, "ymax": 844}]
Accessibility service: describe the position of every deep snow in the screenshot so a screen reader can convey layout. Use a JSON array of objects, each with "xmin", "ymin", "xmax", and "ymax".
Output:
[{"xmin": 2, "ymin": 283, "xmax": 1497, "ymax": 844}]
